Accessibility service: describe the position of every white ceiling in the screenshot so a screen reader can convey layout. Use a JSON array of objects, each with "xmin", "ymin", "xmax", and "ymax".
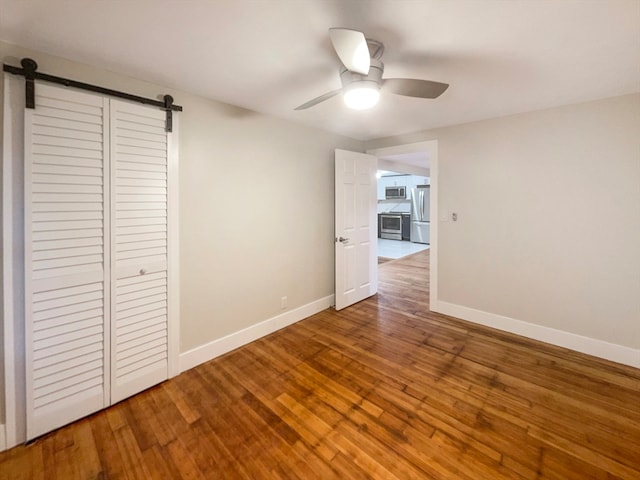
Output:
[{"xmin": 1, "ymin": 0, "xmax": 639, "ymax": 141}]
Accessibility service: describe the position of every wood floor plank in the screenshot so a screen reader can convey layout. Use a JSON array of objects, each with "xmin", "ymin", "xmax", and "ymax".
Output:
[
  {"xmin": 71, "ymin": 420, "xmax": 102, "ymax": 479},
  {"xmin": 111, "ymin": 425, "xmax": 153, "ymax": 480},
  {"xmin": 2, "ymin": 249, "xmax": 639, "ymax": 479},
  {"xmin": 140, "ymin": 444, "xmax": 184, "ymax": 480},
  {"xmin": 89, "ymin": 412, "xmax": 130, "ymax": 480},
  {"xmin": 165, "ymin": 437, "xmax": 207, "ymax": 480},
  {"xmin": 161, "ymin": 378, "xmax": 201, "ymax": 425}
]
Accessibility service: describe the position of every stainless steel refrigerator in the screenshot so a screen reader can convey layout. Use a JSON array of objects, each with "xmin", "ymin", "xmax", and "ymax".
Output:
[{"xmin": 410, "ymin": 185, "xmax": 430, "ymax": 244}]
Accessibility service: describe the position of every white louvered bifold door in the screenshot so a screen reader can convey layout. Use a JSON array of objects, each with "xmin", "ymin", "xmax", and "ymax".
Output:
[
  {"xmin": 23, "ymin": 84, "xmax": 175, "ymax": 439},
  {"xmin": 24, "ymin": 83, "xmax": 110, "ymax": 439},
  {"xmin": 110, "ymin": 99, "xmax": 169, "ymax": 403}
]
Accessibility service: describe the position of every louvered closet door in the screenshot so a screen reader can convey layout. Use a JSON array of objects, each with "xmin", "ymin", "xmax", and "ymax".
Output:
[
  {"xmin": 24, "ymin": 83, "xmax": 110, "ymax": 439},
  {"xmin": 110, "ymin": 99, "xmax": 169, "ymax": 403}
]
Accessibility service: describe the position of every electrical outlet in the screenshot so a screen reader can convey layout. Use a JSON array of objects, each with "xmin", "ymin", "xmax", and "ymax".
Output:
[{"xmin": 281, "ymin": 296, "xmax": 288, "ymax": 309}]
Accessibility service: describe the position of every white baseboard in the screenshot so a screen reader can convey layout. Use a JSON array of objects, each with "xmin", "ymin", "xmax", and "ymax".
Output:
[
  {"xmin": 432, "ymin": 300, "xmax": 640, "ymax": 369},
  {"xmin": 179, "ymin": 295, "xmax": 335, "ymax": 373}
]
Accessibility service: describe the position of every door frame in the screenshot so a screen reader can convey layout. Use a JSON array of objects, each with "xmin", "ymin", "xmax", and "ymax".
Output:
[
  {"xmin": 2, "ymin": 73, "xmax": 26, "ymax": 448},
  {"xmin": 366, "ymin": 140, "xmax": 438, "ymax": 311},
  {"xmin": 1, "ymin": 77, "xmax": 180, "ymax": 449}
]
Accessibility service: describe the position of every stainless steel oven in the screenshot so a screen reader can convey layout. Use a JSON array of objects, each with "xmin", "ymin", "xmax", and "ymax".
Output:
[{"xmin": 380, "ymin": 213, "xmax": 403, "ymax": 240}]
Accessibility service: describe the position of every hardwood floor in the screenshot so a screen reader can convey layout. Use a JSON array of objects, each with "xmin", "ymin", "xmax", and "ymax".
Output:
[{"xmin": 2, "ymin": 250, "xmax": 639, "ymax": 479}]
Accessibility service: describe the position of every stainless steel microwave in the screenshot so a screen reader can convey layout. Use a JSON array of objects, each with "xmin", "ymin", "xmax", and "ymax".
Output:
[{"xmin": 385, "ymin": 186, "xmax": 406, "ymax": 199}]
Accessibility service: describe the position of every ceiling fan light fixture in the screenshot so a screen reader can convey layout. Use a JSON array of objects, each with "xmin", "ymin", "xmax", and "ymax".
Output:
[
  {"xmin": 343, "ymin": 84, "xmax": 380, "ymax": 110},
  {"xmin": 293, "ymin": 29, "xmax": 449, "ymax": 111}
]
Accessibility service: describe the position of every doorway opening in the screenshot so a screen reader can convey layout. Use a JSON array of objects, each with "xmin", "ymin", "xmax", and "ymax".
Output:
[
  {"xmin": 367, "ymin": 141, "xmax": 438, "ymax": 310},
  {"xmin": 376, "ymin": 166, "xmax": 430, "ymax": 263}
]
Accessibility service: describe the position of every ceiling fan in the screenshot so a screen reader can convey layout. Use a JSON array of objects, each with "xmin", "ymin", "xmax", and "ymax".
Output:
[{"xmin": 295, "ymin": 28, "xmax": 449, "ymax": 111}]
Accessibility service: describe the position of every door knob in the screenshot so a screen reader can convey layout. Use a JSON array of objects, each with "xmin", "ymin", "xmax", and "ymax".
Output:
[
  {"xmin": 139, "ymin": 268, "xmax": 147, "ymax": 275},
  {"xmin": 338, "ymin": 236, "xmax": 349, "ymax": 244}
]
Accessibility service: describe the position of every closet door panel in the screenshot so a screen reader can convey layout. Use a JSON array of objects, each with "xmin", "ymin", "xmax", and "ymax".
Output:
[
  {"xmin": 110, "ymin": 100, "xmax": 169, "ymax": 403},
  {"xmin": 25, "ymin": 84, "xmax": 110, "ymax": 440}
]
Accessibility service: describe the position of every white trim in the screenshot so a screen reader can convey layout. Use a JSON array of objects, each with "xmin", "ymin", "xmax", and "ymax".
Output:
[
  {"xmin": 167, "ymin": 112, "xmax": 180, "ymax": 378},
  {"xmin": 427, "ymin": 143, "xmax": 438, "ymax": 310},
  {"xmin": 2, "ymin": 74, "xmax": 16, "ymax": 449},
  {"xmin": 2, "ymin": 73, "xmax": 26, "ymax": 449},
  {"xmin": 179, "ymin": 295, "xmax": 334, "ymax": 372},
  {"xmin": 368, "ymin": 140, "xmax": 438, "ymax": 158},
  {"xmin": 433, "ymin": 300, "xmax": 640, "ymax": 368}
]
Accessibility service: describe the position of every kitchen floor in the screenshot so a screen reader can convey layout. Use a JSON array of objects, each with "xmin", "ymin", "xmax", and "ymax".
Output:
[{"xmin": 378, "ymin": 238, "xmax": 429, "ymax": 260}]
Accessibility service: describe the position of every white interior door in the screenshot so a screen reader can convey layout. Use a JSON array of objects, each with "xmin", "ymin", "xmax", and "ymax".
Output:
[
  {"xmin": 110, "ymin": 99, "xmax": 169, "ymax": 403},
  {"xmin": 334, "ymin": 149, "xmax": 377, "ymax": 310},
  {"xmin": 24, "ymin": 83, "xmax": 110, "ymax": 439},
  {"xmin": 22, "ymin": 83, "xmax": 177, "ymax": 440}
]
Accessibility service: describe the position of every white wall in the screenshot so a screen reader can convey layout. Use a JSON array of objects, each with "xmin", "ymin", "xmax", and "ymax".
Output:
[
  {"xmin": 178, "ymin": 97, "xmax": 363, "ymax": 351},
  {"xmin": 367, "ymin": 94, "xmax": 640, "ymax": 363},
  {"xmin": 0, "ymin": 41, "xmax": 364, "ymax": 444}
]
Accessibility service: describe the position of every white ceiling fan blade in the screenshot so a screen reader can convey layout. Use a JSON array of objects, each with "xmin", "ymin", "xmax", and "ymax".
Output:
[
  {"xmin": 294, "ymin": 89, "xmax": 342, "ymax": 110},
  {"xmin": 383, "ymin": 78, "xmax": 449, "ymax": 98},
  {"xmin": 329, "ymin": 28, "xmax": 370, "ymax": 75}
]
